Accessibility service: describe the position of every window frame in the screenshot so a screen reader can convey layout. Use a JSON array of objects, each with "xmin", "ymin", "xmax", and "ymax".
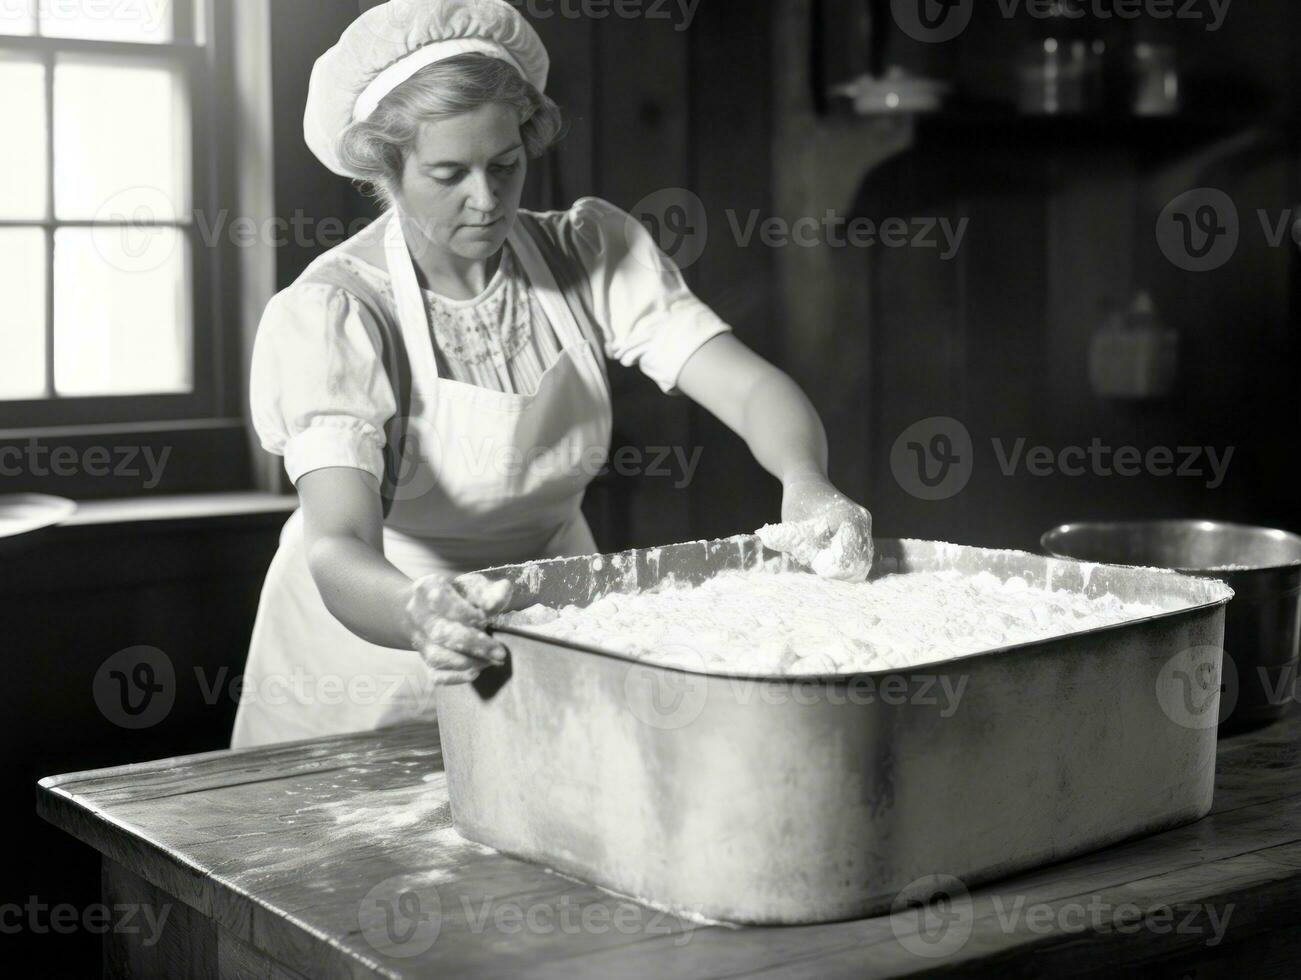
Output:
[{"xmin": 0, "ymin": 0, "xmax": 238, "ymax": 431}]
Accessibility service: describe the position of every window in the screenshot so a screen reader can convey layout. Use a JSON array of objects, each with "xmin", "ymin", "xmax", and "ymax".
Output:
[{"xmin": 0, "ymin": 0, "xmax": 228, "ymax": 429}]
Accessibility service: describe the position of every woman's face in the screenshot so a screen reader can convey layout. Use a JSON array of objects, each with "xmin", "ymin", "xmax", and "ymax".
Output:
[{"xmin": 395, "ymin": 102, "xmax": 527, "ymax": 262}]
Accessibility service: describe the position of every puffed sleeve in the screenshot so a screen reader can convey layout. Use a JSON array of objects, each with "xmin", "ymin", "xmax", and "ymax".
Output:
[
  {"xmin": 249, "ymin": 283, "xmax": 397, "ymax": 486},
  {"xmin": 565, "ymin": 196, "xmax": 733, "ymax": 394}
]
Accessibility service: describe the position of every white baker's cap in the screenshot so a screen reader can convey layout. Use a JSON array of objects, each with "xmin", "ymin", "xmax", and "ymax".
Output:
[{"xmin": 304, "ymin": 0, "xmax": 550, "ymax": 178}]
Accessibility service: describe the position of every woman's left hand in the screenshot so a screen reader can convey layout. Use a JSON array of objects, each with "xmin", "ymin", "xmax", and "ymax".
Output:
[{"xmin": 761, "ymin": 476, "xmax": 875, "ymax": 582}]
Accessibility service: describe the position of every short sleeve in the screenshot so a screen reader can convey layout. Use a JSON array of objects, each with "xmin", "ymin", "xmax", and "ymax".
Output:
[
  {"xmin": 249, "ymin": 283, "xmax": 397, "ymax": 486},
  {"xmin": 564, "ymin": 196, "xmax": 733, "ymax": 394}
]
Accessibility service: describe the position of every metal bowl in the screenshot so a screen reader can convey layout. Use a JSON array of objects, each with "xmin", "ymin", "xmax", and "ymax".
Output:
[{"xmin": 1042, "ymin": 520, "xmax": 1301, "ymax": 733}]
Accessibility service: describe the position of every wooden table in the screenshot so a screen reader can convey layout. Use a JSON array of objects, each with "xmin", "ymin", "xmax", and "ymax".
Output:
[{"xmin": 38, "ymin": 709, "xmax": 1301, "ymax": 979}]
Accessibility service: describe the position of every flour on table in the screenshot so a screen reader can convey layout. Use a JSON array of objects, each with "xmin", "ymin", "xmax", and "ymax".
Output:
[{"xmin": 498, "ymin": 568, "xmax": 1172, "ymax": 675}]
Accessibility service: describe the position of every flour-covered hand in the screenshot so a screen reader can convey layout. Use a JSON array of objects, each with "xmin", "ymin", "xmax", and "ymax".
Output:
[
  {"xmin": 405, "ymin": 572, "xmax": 514, "ymax": 684},
  {"xmin": 758, "ymin": 478, "xmax": 875, "ymax": 582}
]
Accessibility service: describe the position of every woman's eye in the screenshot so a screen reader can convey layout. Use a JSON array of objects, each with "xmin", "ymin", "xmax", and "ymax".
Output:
[{"xmin": 429, "ymin": 162, "xmax": 518, "ymax": 185}]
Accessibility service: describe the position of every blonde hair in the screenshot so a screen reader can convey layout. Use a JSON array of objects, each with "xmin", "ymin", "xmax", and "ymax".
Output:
[{"xmin": 338, "ymin": 52, "xmax": 564, "ymax": 208}]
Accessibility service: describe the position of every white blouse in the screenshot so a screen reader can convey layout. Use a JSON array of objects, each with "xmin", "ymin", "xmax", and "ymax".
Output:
[
  {"xmin": 329, "ymin": 242, "xmax": 563, "ymax": 394},
  {"xmin": 250, "ymin": 196, "xmax": 733, "ymax": 486}
]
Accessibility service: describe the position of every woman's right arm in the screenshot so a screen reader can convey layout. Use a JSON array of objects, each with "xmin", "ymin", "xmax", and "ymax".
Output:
[
  {"xmin": 298, "ymin": 466, "xmax": 413, "ymax": 649},
  {"xmin": 297, "ymin": 466, "xmax": 510, "ymax": 681},
  {"xmin": 251, "ymin": 282, "xmax": 509, "ymax": 682}
]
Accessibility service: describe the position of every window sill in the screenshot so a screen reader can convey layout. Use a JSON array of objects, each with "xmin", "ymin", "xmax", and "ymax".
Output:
[
  {"xmin": 64, "ymin": 491, "xmax": 297, "ymax": 528},
  {"xmin": 1, "ymin": 492, "xmax": 296, "ymax": 596}
]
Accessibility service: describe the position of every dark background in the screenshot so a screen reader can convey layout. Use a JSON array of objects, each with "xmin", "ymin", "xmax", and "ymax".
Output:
[{"xmin": 8, "ymin": 0, "xmax": 1301, "ymax": 973}]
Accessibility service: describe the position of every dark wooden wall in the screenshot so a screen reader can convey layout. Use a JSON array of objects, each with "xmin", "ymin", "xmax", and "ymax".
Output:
[{"xmin": 780, "ymin": 0, "xmax": 1301, "ymax": 552}]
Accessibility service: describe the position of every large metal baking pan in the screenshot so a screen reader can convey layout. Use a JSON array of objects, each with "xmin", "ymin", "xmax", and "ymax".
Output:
[{"xmin": 436, "ymin": 536, "xmax": 1234, "ymax": 925}]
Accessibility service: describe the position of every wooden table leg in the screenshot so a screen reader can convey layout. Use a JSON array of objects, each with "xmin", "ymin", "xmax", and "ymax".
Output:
[{"xmin": 100, "ymin": 859, "xmax": 309, "ymax": 980}]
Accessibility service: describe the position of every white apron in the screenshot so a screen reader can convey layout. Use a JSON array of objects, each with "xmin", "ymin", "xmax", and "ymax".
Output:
[{"xmin": 231, "ymin": 210, "xmax": 612, "ymax": 748}]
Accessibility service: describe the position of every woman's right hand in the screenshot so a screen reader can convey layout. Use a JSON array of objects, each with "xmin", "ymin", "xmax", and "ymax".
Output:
[{"xmin": 405, "ymin": 572, "xmax": 514, "ymax": 685}]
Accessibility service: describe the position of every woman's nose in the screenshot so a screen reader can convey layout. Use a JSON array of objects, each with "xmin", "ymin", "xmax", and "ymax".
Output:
[{"xmin": 466, "ymin": 171, "xmax": 498, "ymax": 215}]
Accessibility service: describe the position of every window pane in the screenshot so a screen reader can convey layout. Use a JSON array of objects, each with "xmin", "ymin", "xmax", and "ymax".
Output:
[
  {"xmin": 39, "ymin": 0, "xmax": 173, "ymax": 43},
  {"xmin": 54, "ymin": 57, "xmax": 190, "ymax": 221},
  {"xmin": 0, "ymin": 0, "xmax": 35, "ymax": 35},
  {"xmin": 0, "ymin": 229, "xmax": 48, "ymax": 400},
  {"xmin": 54, "ymin": 227, "xmax": 191, "ymax": 396},
  {"xmin": 0, "ymin": 55, "xmax": 48, "ymax": 220}
]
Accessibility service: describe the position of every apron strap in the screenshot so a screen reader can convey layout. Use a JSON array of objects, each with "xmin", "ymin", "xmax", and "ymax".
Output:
[
  {"xmin": 385, "ymin": 209, "xmax": 442, "ymax": 389},
  {"xmin": 511, "ymin": 210, "xmax": 612, "ymax": 398}
]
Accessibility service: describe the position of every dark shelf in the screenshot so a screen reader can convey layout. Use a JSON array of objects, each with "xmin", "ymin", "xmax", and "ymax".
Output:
[{"xmin": 910, "ymin": 103, "xmax": 1267, "ymax": 152}]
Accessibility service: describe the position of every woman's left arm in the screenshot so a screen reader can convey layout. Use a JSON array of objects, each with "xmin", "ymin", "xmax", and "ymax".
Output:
[
  {"xmin": 677, "ymin": 333, "xmax": 827, "ymax": 490},
  {"xmin": 676, "ymin": 333, "xmax": 874, "ymax": 577}
]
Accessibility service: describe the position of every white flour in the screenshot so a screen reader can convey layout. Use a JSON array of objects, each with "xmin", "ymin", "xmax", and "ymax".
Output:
[
  {"xmin": 499, "ymin": 568, "xmax": 1172, "ymax": 675},
  {"xmin": 757, "ymin": 517, "xmax": 873, "ymax": 582}
]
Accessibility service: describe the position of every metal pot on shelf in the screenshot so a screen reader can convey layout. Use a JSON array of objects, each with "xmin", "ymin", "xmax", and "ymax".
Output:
[{"xmin": 1042, "ymin": 520, "xmax": 1301, "ymax": 734}]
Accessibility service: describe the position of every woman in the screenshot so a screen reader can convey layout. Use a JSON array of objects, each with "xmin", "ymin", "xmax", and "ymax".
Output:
[{"xmin": 231, "ymin": 0, "xmax": 872, "ymax": 748}]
